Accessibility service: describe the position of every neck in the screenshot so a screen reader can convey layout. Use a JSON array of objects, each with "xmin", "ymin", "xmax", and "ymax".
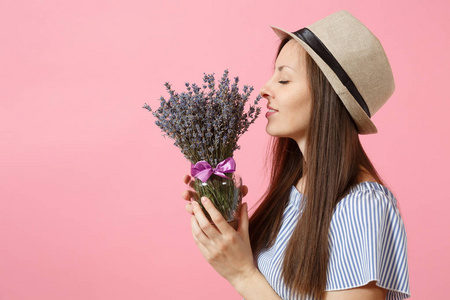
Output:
[{"xmin": 295, "ymin": 137, "xmax": 307, "ymax": 163}]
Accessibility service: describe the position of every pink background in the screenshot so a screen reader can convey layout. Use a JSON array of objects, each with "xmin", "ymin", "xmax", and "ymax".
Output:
[{"xmin": 1, "ymin": 0, "xmax": 449, "ymax": 299}]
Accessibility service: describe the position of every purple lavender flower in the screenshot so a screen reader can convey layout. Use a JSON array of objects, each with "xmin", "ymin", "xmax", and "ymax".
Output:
[{"xmin": 142, "ymin": 69, "xmax": 262, "ymax": 166}]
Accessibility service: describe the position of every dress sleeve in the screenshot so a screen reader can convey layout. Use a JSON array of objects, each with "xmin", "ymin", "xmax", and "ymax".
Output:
[{"xmin": 325, "ymin": 188, "xmax": 411, "ymax": 299}]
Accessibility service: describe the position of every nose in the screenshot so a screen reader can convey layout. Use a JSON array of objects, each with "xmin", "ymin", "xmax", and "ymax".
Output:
[{"xmin": 259, "ymin": 83, "xmax": 270, "ymax": 99}]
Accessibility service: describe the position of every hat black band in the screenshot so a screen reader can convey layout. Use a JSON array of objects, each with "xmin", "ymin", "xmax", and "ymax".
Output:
[{"xmin": 292, "ymin": 27, "xmax": 371, "ymax": 118}]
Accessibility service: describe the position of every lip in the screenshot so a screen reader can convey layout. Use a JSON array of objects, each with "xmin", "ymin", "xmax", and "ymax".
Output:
[
  {"xmin": 266, "ymin": 111, "xmax": 278, "ymax": 118},
  {"xmin": 266, "ymin": 104, "xmax": 278, "ymax": 118}
]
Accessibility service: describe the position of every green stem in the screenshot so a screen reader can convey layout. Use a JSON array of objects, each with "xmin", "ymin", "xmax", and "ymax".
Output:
[{"xmin": 193, "ymin": 173, "xmax": 240, "ymax": 222}]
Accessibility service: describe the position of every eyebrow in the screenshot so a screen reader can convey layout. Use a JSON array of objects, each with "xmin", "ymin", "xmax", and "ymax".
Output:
[{"xmin": 277, "ymin": 65, "xmax": 295, "ymax": 71}]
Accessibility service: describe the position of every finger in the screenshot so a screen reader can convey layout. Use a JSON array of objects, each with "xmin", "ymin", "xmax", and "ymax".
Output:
[
  {"xmin": 185, "ymin": 202, "xmax": 194, "ymax": 214},
  {"xmin": 191, "ymin": 214, "xmax": 211, "ymax": 247},
  {"xmin": 191, "ymin": 229, "xmax": 210, "ymax": 257},
  {"xmin": 192, "ymin": 200, "xmax": 221, "ymax": 239},
  {"xmin": 242, "ymin": 185, "xmax": 248, "ymax": 197},
  {"xmin": 200, "ymin": 197, "xmax": 232, "ymax": 236},
  {"xmin": 238, "ymin": 202, "xmax": 249, "ymax": 236},
  {"xmin": 183, "ymin": 174, "xmax": 195, "ymax": 188},
  {"xmin": 181, "ymin": 190, "xmax": 198, "ymax": 201},
  {"xmin": 181, "ymin": 190, "xmax": 190, "ymax": 201}
]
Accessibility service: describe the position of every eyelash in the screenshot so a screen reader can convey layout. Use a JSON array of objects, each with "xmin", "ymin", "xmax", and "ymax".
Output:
[{"xmin": 278, "ymin": 81, "xmax": 289, "ymax": 84}]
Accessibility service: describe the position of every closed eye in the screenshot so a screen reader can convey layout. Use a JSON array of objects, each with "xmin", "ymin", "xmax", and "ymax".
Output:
[{"xmin": 278, "ymin": 81, "xmax": 289, "ymax": 84}]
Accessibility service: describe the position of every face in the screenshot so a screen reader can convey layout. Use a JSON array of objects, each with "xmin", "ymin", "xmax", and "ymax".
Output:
[{"xmin": 259, "ymin": 39, "xmax": 313, "ymax": 144}]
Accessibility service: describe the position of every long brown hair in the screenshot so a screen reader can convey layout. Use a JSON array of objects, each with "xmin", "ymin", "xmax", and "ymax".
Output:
[{"xmin": 248, "ymin": 36, "xmax": 386, "ymax": 299}]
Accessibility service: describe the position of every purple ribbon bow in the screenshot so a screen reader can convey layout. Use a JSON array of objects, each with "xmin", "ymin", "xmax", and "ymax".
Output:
[{"xmin": 191, "ymin": 157, "xmax": 236, "ymax": 183}]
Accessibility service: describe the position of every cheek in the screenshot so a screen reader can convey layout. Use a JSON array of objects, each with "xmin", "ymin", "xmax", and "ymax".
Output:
[
  {"xmin": 289, "ymin": 107, "xmax": 308, "ymax": 129},
  {"xmin": 288, "ymin": 94, "xmax": 312, "ymax": 129}
]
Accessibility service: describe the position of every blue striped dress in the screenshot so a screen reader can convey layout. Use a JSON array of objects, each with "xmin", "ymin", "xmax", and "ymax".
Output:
[{"xmin": 252, "ymin": 181, "xmax": 411, "ymax": 300}]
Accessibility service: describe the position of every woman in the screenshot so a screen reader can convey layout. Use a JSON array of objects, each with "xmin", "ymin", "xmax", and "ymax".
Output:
[{"xmin": 181, "ymin": 10, "xmax": 410, "ymax": 300}]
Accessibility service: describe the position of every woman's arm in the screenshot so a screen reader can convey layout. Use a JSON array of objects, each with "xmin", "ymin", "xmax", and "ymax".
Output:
[
  {"xmin": 323, "ymin": 280, "xmax": 388, "ymax": 300},
  {"xmin": 189, "ymin": 199, "xmax": 282, "ymax": 300},
  {"xmin": 191, "ymin": 197, "xmax": 281, "ymax": 300},
  {"xmin": 182, "ymin": 175, "xmax": 282, "ymax": 299},
  {"xmin": 230, "ymin": 267, "xmax": 283, "ymax": 300}
]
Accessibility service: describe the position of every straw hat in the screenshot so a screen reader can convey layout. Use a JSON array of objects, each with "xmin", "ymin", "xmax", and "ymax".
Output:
[{"xmin": 270, "ymin": 10, "xmax": 395, "ymax": 134}]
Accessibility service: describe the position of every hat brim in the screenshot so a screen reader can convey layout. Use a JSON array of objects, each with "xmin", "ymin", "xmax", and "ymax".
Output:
[{"xmin": 269, "ymin": 25, "xmax": 378, "ymax": 135}]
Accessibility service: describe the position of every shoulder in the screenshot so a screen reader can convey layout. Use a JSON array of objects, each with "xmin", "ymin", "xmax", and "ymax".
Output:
[
  {"xmin": 329, "ymin": 181, "xmax": 405, "ymax": 251},
  {"xmin": 334, "ymin": 181, "xmax": 398, "ymax": 215},
  {"xmin": 326, "ymin": 181, "xmax": 411, "ymax": 299},
  {"xmin": 330, "ymin": 181, "xmax": 405, "ymax": 247}
]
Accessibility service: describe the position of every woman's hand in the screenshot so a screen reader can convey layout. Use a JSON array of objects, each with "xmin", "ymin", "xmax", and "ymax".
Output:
[{"xmin": 181, "ymin": 175, "xmax": 255, "ymax": 286}]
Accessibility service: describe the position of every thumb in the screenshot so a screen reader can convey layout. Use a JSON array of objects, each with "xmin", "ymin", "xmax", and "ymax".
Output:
[{"xmin": 237, "ymin": 202, "xmax": 249, "ymax": 234}]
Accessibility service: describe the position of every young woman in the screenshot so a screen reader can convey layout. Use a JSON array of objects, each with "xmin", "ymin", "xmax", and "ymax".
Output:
[{"xmin": 181, "ymin": 10, "xmax": 410, "ymax": 300}]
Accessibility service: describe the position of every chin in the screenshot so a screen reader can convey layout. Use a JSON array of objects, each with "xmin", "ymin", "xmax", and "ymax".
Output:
[
  {"xmin": 265, "ymin": 127, "xmax": 288, "ymax": 138},
  {"xmin": 266, "ymin": 126, "xmax": 305, "ymax": 142},
  {"xmin": 265, "ymin": 126, "xmax": 278, "ymax": 137}
]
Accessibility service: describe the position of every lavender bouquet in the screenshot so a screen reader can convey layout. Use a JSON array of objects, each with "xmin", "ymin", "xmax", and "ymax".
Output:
[{"xmin": 142, "ymin": 69, "xmax": 261, "ymax": 227}]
